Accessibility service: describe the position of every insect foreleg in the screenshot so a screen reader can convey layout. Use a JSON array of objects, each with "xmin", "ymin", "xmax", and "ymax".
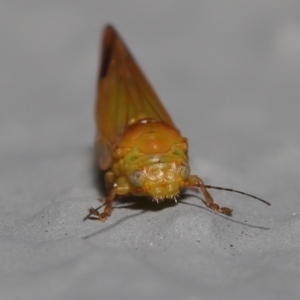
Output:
[
  {"xmin": 89, "ymin": 189, "xmax": 117, "ymax": 222},
  {"xmin": 185, "ymin": 175, "xmax": 233, "ymax": 216}
]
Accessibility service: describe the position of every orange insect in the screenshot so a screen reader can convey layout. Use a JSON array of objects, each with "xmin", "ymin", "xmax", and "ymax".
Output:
[{"xmin": 88, "ymin": 25, "xmax": 270, "ymax": 222}]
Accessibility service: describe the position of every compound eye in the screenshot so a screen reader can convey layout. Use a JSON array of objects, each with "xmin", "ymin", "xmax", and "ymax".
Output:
[
  {"xmin": 179, "ymin": 163, "xmax": 190, "ymax": 180},
  {"xmin": 129, "ymin": 169, "xmax": 144, "ymax": 187}
]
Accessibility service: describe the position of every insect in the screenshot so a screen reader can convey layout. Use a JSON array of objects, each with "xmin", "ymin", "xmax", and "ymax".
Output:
[{"xmin": 88, "ymin": 24, "xmax": 270, "ymax": 222}]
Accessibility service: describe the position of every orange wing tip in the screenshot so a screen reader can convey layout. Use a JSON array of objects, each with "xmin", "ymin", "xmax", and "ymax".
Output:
[
  {"xmin": 100, "ymin": 25, "xmax": 132, "ymax": 78},
  {"xmin": 100, "ymin": 25, "xmax": 118, "ymax": 79}
]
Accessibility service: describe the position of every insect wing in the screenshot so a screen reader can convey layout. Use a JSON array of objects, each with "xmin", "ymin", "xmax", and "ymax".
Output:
[{"xmin": 95, "ymin": 25, "xmax": 176, "ymax": 169}]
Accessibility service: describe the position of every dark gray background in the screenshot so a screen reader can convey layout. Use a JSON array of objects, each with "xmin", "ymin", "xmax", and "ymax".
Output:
[{"xmin": 1, "ymin": 1, "xmax": 300, "ymax": 299}]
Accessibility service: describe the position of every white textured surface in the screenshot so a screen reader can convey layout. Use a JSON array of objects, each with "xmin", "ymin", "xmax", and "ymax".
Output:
[{"xmin": 1, "ymin": 1, "xmax": 300, "ymax": 299}]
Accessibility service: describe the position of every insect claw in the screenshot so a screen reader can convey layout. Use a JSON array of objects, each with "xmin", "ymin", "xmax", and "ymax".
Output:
[
  {"xmin": 89, "ymin": 207, "xmax": 101, "ymax": 217},
  {"xmin": 207, "ymin": 203, "xmax": 232, "ymax": 216},
  {"xmin": 220, "ymin": 207, "xmax": 233, "ymax": 216},
  {"xmin": 88, "ymin": 208, "xmax": 111, "ymax": 222}
]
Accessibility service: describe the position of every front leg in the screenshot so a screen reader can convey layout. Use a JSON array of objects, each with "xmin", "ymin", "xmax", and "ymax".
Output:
[
  {"xmin": 89, "ymin": 188, "xmax": 117, "ymax": 222},
  {"xmin": 89, "ymin": 175, "xmax": 133, "ymax": 222},
  {"xmin": 185, "ymin": 175, "xmax": 232, "ymax": 216}
]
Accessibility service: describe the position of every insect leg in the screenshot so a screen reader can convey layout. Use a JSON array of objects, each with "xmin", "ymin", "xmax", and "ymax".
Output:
[
  {"xmin": 89, "ymin": 189, "xmax": 117, "ymax": 222},
  {"xmin": 186, "ymin": 175, "xmax": 233, "ymax": 216}
]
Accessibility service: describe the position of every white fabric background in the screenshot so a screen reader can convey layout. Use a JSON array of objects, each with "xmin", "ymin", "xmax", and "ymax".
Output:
[{"xmin": 1, "ymin": 1, "xmax": 300, "ymax": 299}]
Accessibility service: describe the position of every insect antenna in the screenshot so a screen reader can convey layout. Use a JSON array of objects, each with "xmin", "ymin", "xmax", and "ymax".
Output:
[{"xmin": 203, "ymin": 185, "xmax": 271, "ymax": 206}]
